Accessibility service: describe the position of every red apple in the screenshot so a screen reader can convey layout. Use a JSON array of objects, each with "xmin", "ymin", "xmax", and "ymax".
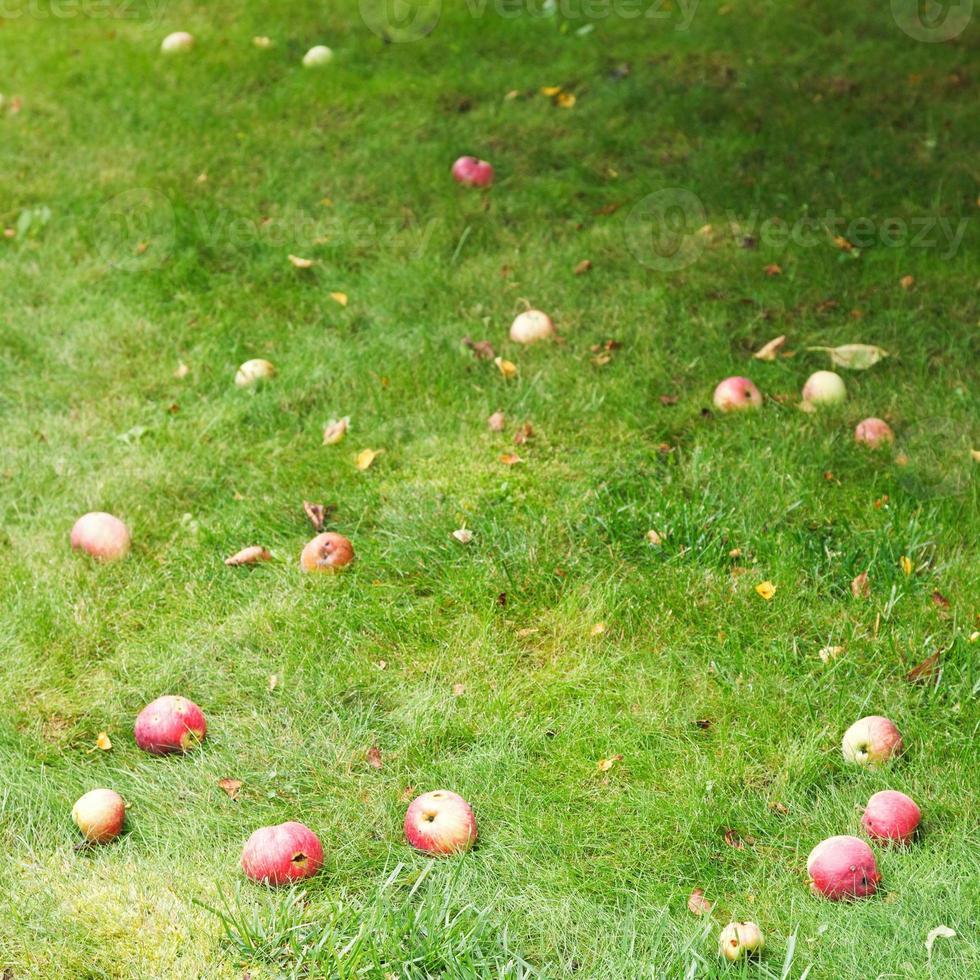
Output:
[
  {"xmin": 72, "ymin": 788, "xmax": 126, "ymax": 843},
  {"xmin": 509, "ymin": 309, "xmax": 555, "ymax": 344},
  {"xmin": 862, "ymin": 790, "xmax": 921, "ymax": 845},
  {"xmin": 404, "ymin": 790, "xmax": 477, "ymax": 855},
  {"xmin": 842, "ymin": 715, "xmax": 903, "ymax": 767},
  {"xmin": 451, "ymin": 156, "xmax": 494, "ymax": 188},
  {"xmin": 718, "ymin": 921, "xmax": 765, "ymax": 961},
  {"xmin": 802, "ymin": 370, "xmax": 846, "ymax": 408},
  {"xmin": 134, "ymin": 695, "xmax": 207, "ymax": 754},
  {"xmin": 241, "ymin": 821, "xmax": 324, "ymax": 885},
  {"xmin": 70, "ymin": 512, "xmax": 131, "ymax": 561},
  {"xmin": 712, "ymin": 376, "xmax": 762, "ymax": 412},
  {"xmin": 807, "ymin": 835, "xmax": 880, "ymax": 900},
  {"xmin": 300, "ymin": 532, "xmax": 355, "ymax": 572},
  {"xmin": 854, "ymin": 417, "xmax": 894, "ymax": 448}
]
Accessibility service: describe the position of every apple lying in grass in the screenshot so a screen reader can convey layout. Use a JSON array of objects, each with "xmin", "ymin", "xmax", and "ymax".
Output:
[
  {"xmin": 241, "ymin": 822, "xmax": 324, "ymax": 885},
  {"xmin": 302, "ymin": 45, "xmax": 333, "ymax": 68},
  {"xmin": 451, "ymin": 156, "xmax": 494, "ymax": 188},
  {"xmin": 404, "ymin": 790, "xmax": 478, "ymax": 855},
  {"xmin": 134, "ymin": 695, "xmax": 207, "ymax": 754},
  {"xmin": 300, "ymin": 532, "xmax": 355, "ymax": 572},
  {"xmin": 842, "ymin": 715, "xmax": 903, "ymax": 767},
  {"xmin": 712, "ymin": 376, "xmax": 762, "ymax": 412},
  {"xmin": 509, "ymin": 310, "xmax": 555, "ymax": 344},
  {"xmin": 718, "ymin": 921, "xmax": 765, "ymax": 961},
  {"xmin": 235, "ymin": 358, "xmax": 276, "ymax": 387},
  {"xmin": 862, "ymin": 790, "xmax": 921, "ymax": 845},
  {"xmin": 70, "ymin": 512, "xmax": 131, "ymax": 561},
  {"xmin": 854, "ymin": 417, "xmax": 894, "ymax": 448},
  {"xmin": 72, "ymin": 788, "xmax": 126, "ymax": 843},
  {"xmin": 807, "ymin": 835, "xmax": 880, "ymax": 900},
  {"xmin": 161, "ymin": 31, "xmax": 195, "ymax": 54},
  {"xmin": 802, "ymin": 370, "xmax": 846, "ymax": 408}
]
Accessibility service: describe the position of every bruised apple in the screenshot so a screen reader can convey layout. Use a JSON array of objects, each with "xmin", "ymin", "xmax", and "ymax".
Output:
[
  {"xmin": 807, "ymin": 835, "xmax": 880, "ymax": 900},
  {"xmin": 241, "ymin": 822, "xmax": 324, "ymax": 885},
  {"xmin": 718, "ymin": 921, "xmax": 764, "ymax": 961},
  {"xmin": 404, "ymin": 790, "xmax": 477, "ymax": 855},
  {"xmin": 451, "ymin": 156, "xmax": 494, "ymax": 188},
  {"xmin": 300, "ymin": 532, "xmax": 354, "ymax": 572},
  {"xmin": 134, "ymin": 695, "xmax": 207, "ymax": 754},
  {"xmin": 712, "ymin": 377, "xmax": 762, "ymax": 412},
  {"xmin": 854, "ymin": 417, "xmax": 894, "ymax": 449},
  {"xmin": 72, "ymin": 788, "xmax": 126, "ymax": 843},
  {"xmin": 862, "ymin": 790, "xmax": 921, "ymax": 845},
  {"xmin": 70, "ymin": 512, "xmax": 131, "ymax": 561},
  {"xmin": 842, "ymin": 715, "xmax": 903, "ymax": 767}
]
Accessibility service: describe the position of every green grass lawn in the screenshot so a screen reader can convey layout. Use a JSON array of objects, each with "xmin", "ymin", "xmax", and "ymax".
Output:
[{"xmin": 1, "ymin": 1, "xmax": 978, "ymax": 977}]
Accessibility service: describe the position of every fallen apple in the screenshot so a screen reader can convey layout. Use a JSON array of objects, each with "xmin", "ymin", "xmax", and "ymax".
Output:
[
  {"xmin": 807, "ymin": 834, "xmax": 880, "ymax": 900},
  {"xmin": 161, "ymin": 31, "xmax": 195, "ymax": 54},
  {"xmin": 802, "ymin": 370, "xmax": 846, "ymax": 408},
  {"xmin": 404, "ymin": 790, "xmax": 477, "ymax": 855},
  {"xmin": 854, "ymin": 417, "xmax": 894, "ymax": 448},
  {"xmin": 842, "ymin": 715, "xmax": 903, "ymax": 767},
  {"xmin": 241, "ymin": 821, "xmax": 324, "ymax": 885},
  {"xmin": 300, "ymin": 532, "xmax": 355, "ymax": 572},
  {"xmin": 134, "ymin": 695, "xmax": 207, "ymax": 754},
  {"xmin": 718, "ymin": 921, "xmax": 765, "ymax": 962},
  {"xmin": 861, "ymin": 789, "xmax": 921, "ymax": 845},
  {"xmin": 72, "ymin": 788, "xmax": 126, "ymax": 843},
  {"xmin": 451, "ymin": 156, "xmax": 494, "ymax": 188},
  {"xmin": 302, "ymin": 45, "xmax": 333, "ymax": 68},
  {"xmin": 509, "ymin": 310, "xmax": 555, "ymax": 344},
  {"xmin": 712, "ymin": 376, "xmax": 762, "ymax": 412},
  {"xmin": 70, "ymin": 512, "xmax": 131, "ymax": 561},
  {"xmin": 235, "ymin": 358, "xmax": 276, "ymax": 387}
]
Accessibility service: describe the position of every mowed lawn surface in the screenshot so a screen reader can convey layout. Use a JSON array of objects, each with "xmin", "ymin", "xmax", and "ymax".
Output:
[{"xmin": 1, "ymin": 2, "xmax": 978, "ymax": 977}]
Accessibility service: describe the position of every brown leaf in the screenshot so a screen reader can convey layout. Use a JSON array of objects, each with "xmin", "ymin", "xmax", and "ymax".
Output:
[
  {"xmin": 487, "ymin": 410, "xmax": 506, "ymax": 432},
  {"xmin": 597, "ymin": 754, "xmax": 622, "ymax": 772},
  {"xmin": 224, "ymin": 546, "xmax": 272, "ymax": 566},
  {"xmin": 573, "ymin": 259, "xmax": 592, "ymax": 275},
  {"xmin": 513, "ymin": 422, "xmax": 534, "ymax": 445},
  {"xmin": 174, "ymin": 361, "xmax": 190, "ymax": 379},
  {"xmin": 659, "ymin": 394, "xmax": 679, "ymax": 406},
  {"xmin": 687, "ymin": 888, "xmax": 713, "ymax": 917},
  {"xmin": 452, "ymin": 683, "xmax": 466, "ymax": 697},
  {"xmin": 723, "ymin": 828, "xmax": 753, "ymax": 849},
  {"xmin": 832, "ymin": 235, "xmax": 854, "ymax": 252},
  {"xmin": 366, "ymin": 745, "xmax": 383, "ymax": 770},
  {"xmin": 303, "ymin": 501, "xmax": 327, "ymax": 531},
  {"xmin": 931, "ymin": 590, "xmax": 951, "ymax": 610},
  {"xmin": 763, "ymin": 263, "xmax": 782, "ymax": 277},
  {"xmin": 693, "ymin": 719, "xmax": 712, "ymax": 730},
  {"xmin": 217, "ymin": 778, "xmax": 243, "ymax": 800},
  {"xmin": 851, "ymin": 571, "xmax": 870, "ymax": 598},
  {"xmin": 769, "ymin": 801, "xmax": 789, "ymax": 815},
  {"xmin": 593, "ymin": 202, "xmax": 621, "ymax": 216},
  {"xmin": 899, "ymin": 275, "xmax": 915, "ymax": 290},
  {"xmin": 322, "ymin": 416, "xmax": 350, "ymax": 445},
  {"xmin": 398, "ymin": 786, "xmax": 415, "ymax": 803},
  {"xmin": 906, "ymin": 651, "xmax": 940, "ymax": 685},
  {"xmin": 462, "ymin": 337, "xmax": 496, "ymax": 360},
  {"xmin": 499, "ymin": 452, "xmax": 523, "ymax": 465},
  {"xmin": 753, "ymin": 335, "xmax": 787, "ymax": 361}
]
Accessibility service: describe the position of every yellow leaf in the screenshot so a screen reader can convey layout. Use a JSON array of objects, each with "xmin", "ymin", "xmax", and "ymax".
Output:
[
  {"xmin": 320, "ymin": 197, "xmax": 334, "ymax": 207},
  {"xmin": 557, "ymin": 92, "xmax": 576, "ymax": 108},
  {"xmin": 494, "ymin": 356, "xmax": 518, "ymax": 379},
  {"xmin": 288, "ymin": 254, "xmax": 315, "ymax": 269},
  {"xmin": 540, "ymin": 86, "xmax": 561, "ymax": 96},
  {"xmin": 753, "ymin": 335, "xmax": 787, "ymax": 361},
  {"xmin": 755, "ymin": 581, "xmax": 776, "ymax": 601},
  {"xmin": 322, "ymin": 416, "xmax": 350, "ymax": 445},
  {"xmin": 646, "ymin": 529, "xmax": 664, "ymax": 546},
  {"xmin": 498, "ymin": 452, "xmax": 523, "ymax": 466},
  {"xmin": 356, "ymin": 448, "xmax": 383, "ymax": 470},
  {"xmin": 329, "ymin": 291, "xmax": 348, "ymax": 306},
  {"xmin": 268, "ymin": 674, "xmax": 279, "ymax": 690},
  {"xmin": 819, "ymin": 645, "xmax": 844, "ymax": 663},
  {"xmin": 96, "ymin": 732, "xmax": 112, "ymax": 751},
  {"xmin": 597, "ymin": 754, "xmax": 622, "ymax": 772},
  {"xmin": 970, "ymin": 449, "xmax": 980, "ymax": 463},
  {"xmin": 590, "ymin": 622, "xmax": 606, "ymax": 636},
  {"xmin": 900, "ymin": 555, "xmax": 912, "ymax": 577},
  {"xmin": 217, "ymin": 778, "xmax": 243, "ymax": 799}
]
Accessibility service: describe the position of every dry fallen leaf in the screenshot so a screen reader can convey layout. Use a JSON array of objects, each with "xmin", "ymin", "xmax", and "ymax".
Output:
[
  {"xmin": 763, "ymin": 263, "xmax": 782, "ymax": 277},
  {"xmin": 659, "ymin": 394, "xmax": 679, "ymax": 406},
  {"xmin": 646, "ymin": 529, "xmax": 665, "ymax": 546},
  {"xmin": 463, "ymin": 337, "xmax": 496, "ymax": 360},
  {"xmin": 356, "ymin": 448, "xmax": 383, "ymax": 471},
  {"xmin": 399, "ymin": 786, "xmax": 415, "ymax": 803},
  {"xmin": 900, "ymin": 275, "xmax": 915, "ymax": 290},
  {"xmin": 931, "ymin": 590, "xmax": 951, "ymax": 610},
  {"xmin": 217, "ymin": 778, "xmax": 243, "ymax": 800},
  {"xmin": 851, "ymin": 571, "xmax": 871, "ymax": 598},
  {"xmin": 452, "ymin": 528, "xmax": 473, "ymax": 544},
  {"xmin": 971, "ymin": 449, "xmax": 980, "ymax": 463},
  {"xmin": 452, "ymin": 683, "xmax": 465, "ymax": 697},
  {"xmin": 224, "ymin": 546, "xmax": 272, "ymax": 566},
  {"xmin": 724, "ymin": 828, "xmax": 751, "ymax": 849},
  {"xmin": 819, "ymin": 645, "xmax": 845, "ymax": 663},
  {"xmin": 590, "ymin": 622, "xmax": 606, "ymax": 637},
  {"xmin": 557, "ymin": 92, "xmax": 576, "ymax": 108},
  {"xmin": 900, "ymin": 555, "xmax": 913, "ymax": 577},
  {"xmin": 96, "ymin": 732, "xmax": 112, "ymax": 751},
  {"xmin": 495, "ymin": 356, "xmax": 518, "ymax": 379},
  {"xmin": 597, "ymin": 754, "xmax": 622, "ymax": 772},
  {"xmin": 366, "ymin": 746, "xmax": 382, "ymax": 770},
  {"xmin": 540, "ymin": 85, "xmax": 561, "ymax": 96},
  {"xmin": 925, "ymin": 925, "xmax": 956, "ymax": 959},
  {"xmin": 906, "ymin": 651, "xmax": 940, "ymax": 685},
  {"xmin": 288, "ymin": 254, "xmax": 315, "ymax": 269},
  {"xmin": 253, "ymin": 36, "xmax": 273, "ymax": 48},
  {"xmin": 513, "ymin": 422, "xmax": 534, "ymax": 445},
  {"xmin": 687, "ymin": 888, "xmax": 713, "ymax": 917},
  {"xmin": 753, "ymin": 335, "xmax": 787, "ymax": 361},
  {"xmin": 832, "ymin": 235, "xmax": 855, "ymax": 252},
  {"xmin": 174, "ymin": 360, "xmax": 190, "ymax": 379},
  {"xmin": 807, "ymin": 343, "xmax": 888, "ymax": 370},
  {"xmin": 755, "ymin": 581, "xmax": 776, "ymax": 601},
  {"xmin": 323, "ymin": 416, "xmax": 350, "ymax": 445},
  {"xmin": 574, "ymin": 259, "xmax": 592, "ymax": 275},
  {"xmin": 499, "ymin": 452, "xmax": 523, "ymax": 465},
  {"xmin": 329, "ymin": 291, "xmax": 348, "ymax": 307},
  {"xmin": 487, "ymin": 410, "xmax": 506, "ymax": 431},
  {"xmin": 268, "ymin": 674, "xmax": 279, "ymax": 691},
  {"xmin": 303, "ymin": 501, "xmax": 329, "ymax": 531}
]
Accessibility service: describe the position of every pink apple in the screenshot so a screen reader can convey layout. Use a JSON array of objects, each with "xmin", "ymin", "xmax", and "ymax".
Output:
[
  {"xmin": 451, "ymin": 156, "xmax": 494, "ymax": 188},
  {"xmin": 854, "ymin": 417, "xmax": 894, "ymax": 449},
  {"xmin": 712, "ymin": 376, "xmax": 762, "ymax": 412},
  {"xmin": 161, "ymin": 31, "xmax": 195, "ymax": 54},
  {"xmin": 842, "ymin": 715, "xmax": 903, "ymax": 767},
  {"xmin": 134, "ymin": 695, "xmax": 207, "ymax": 754},
  {"xmin": 300, "ymin": 532, "xmax": 355, "ymax": 572},
  {"xmin": 509, "ymin": 309, "xmax": 555, "ymax": 344},
  {"xmin": 862, "ymin": 790, "xmax": 921, "ymax": 845},
  {"xmin": 72, "ymin": 788, "xmax": 126, "ymax": 843},
  {"xmin": 70, "ymin": 512, "xmax": 131, "ymax": 561},
  {"xmin": 807, "ymin": 835, "xmax": 880, "ymax": 900},
  {"xmin": 241, "ymin": 821, "xmax": 324, "ymax": 885},
  {"xmin": 718, "ymin": 921, "xmax": 765, "ymax": 961},
  {"xmin": 404, "ymin": 790, "xmax": 478, "ymax": 855},
  {"xmin": 802, "ymin": 370, "xmax": 846, "ymax": 407}
]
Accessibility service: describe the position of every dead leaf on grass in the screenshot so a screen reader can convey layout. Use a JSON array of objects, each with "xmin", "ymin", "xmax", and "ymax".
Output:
[
  {"xmin": 487, "ymin": 410, "xmax": 506, "ymax": 431},
  {"xmin": 597, "ymin": 754, "xmax": 622, "ymax": 772},
  {"xmin": 851, "ymin": 571, "xmax": 871, "ymax": 598},
  {"xmin": 753, "ymin": 335, "xmax": 787, "ymax": 361},
  {"xmin": 687, "ymin": 888, "xmax": 713, "ymax": 917},
  {"xmin": 96, "ymin": 732, "xmax": 112, "ymax": 751},
  {"xmin": 225, "ymin": 546, "xmax": 272, "ymax": 566},
  {"xmin": 356, "ymin": 448, "xmax": 383, "ymax": 471},
  {"xmin": 906, "ymin": 651, "xmax": 940, "ymax": 685},
  {"xmin": 366, "ymin": 746, "xmax": 382, "ymax": 770},
  {"xmin": 217, "ymin": 778, "xmax": 243, "ymax": 800}
]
